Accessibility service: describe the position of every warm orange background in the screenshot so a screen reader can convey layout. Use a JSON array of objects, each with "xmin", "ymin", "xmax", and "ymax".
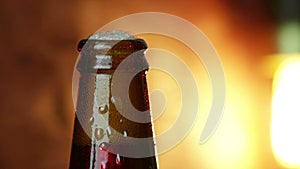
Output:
[{"xmin": 0, "ymin": 0, "xmax": 282, "ymax": 168}]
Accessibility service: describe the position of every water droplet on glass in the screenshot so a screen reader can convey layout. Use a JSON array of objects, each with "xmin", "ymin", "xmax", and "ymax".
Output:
[
  {"xmin": 99, "ymin": 105, "xmax": 108, "ymax": 114},
  {"xmin": 111, "ymin": 96, "xmax": 116, "ymax": 103},
  {"xmin": 106, "ymin": 127, "xmax": 112, "ymax": 137},
  {"xmin": 123, "ymin": 131, "xmax": 127, "ymax": 137},
  {"xmin": 101, "ymin": 162, "xmax": 106, "ymax": 169},
  {"xmin": 89, "ymin": 117, "xmax": 94, "ymax": 124},
  {"xmin": 99, "ymin": 142, "xmax": 110, "ymax": 151},
  {"xmin": 95, "ymin": 128, "xmax": 104, "ymax": 140},
  {"xmin": 116, "ymin": 153, "xmax": 121, "ymax": 166}
]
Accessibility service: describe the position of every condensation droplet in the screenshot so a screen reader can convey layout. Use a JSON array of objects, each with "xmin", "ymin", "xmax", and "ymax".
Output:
[
  {"xmin": 101, "ymin": 162, "xmax": 106, "ymax": 169},
  {"xmin": 99, "ymin": 142, "xmax": 110, "ymax": 151},
  {"xmin": 116, "ymin": 153, "xmax": 121, "ymax": 166},
  {"xmin": 111, "ymin": 96, "xmax": 116, "ymax": 103},
  {"xmin": 89, "ymin": 117, "xmax": 94, "ymax": 124},
  {"xmin": 95, "ymin": 128, "xmax": 104, "ymax": 140},
  {"xmin": 99, "ymin": 105, "xmax": 108, "ymax": 114},
  {"xmin": 106, "ymin": 127, "xmax": 112, "ymax": 137},
  {"xmin": 123, "ymin": 131, "xmax": 127, "ymax": 137}
]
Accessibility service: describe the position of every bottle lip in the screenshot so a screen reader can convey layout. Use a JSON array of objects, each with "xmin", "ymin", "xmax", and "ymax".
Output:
[
  {"xmin": 89, "ymin": 30, "xmax": 136, "ymax": 40},
  {"xmin": 76, "ymin": 39, "xmax": 149, "ymax": 74},
  {"xmin": 77, "ymin": 39, "xmax": 148, "ymax": 52}
]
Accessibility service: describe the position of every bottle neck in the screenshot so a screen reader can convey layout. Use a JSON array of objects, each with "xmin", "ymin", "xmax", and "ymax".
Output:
[{"xmin": 70, "ymin": 37, "xmax": 158, "ymax": 169}]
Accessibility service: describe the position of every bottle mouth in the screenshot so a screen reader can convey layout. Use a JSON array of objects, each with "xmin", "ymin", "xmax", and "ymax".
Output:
[
  {"xmin": 78, "ymin": 30, "xmax": 145, "ymax": 52},
  {"xmin": 78, "ymin": 39, "xmax": 148, "ymax": 53},
  {"xmin": 76, "ymin": 35, "xmax": 148, "ymax": 73}
]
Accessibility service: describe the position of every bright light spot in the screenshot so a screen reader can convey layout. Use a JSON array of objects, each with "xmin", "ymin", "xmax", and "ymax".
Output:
[{"xmin": 272, "ymin": 57, "xmax": 300, "ymax": 168}]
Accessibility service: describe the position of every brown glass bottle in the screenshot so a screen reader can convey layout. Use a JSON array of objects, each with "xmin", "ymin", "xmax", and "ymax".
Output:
[{"xmin": 69, "ymin": 32, "xmax": 158, "ymax": 169}]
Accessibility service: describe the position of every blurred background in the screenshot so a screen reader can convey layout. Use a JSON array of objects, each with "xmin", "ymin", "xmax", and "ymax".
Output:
[{"xmin": 0, "ymin": 0, "xmax": 299, "ymax": 168}]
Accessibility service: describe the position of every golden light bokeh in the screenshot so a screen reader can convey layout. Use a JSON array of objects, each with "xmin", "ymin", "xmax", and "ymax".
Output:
[{"xmin": 272, "ymin": 56, "xmax": 300, "ymax": 168}]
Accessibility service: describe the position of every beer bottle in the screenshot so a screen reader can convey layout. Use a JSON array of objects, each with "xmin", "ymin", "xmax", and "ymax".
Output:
[{"xmin": 69, "ymin": 31, "xmax": 159, "ymax": 169}]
